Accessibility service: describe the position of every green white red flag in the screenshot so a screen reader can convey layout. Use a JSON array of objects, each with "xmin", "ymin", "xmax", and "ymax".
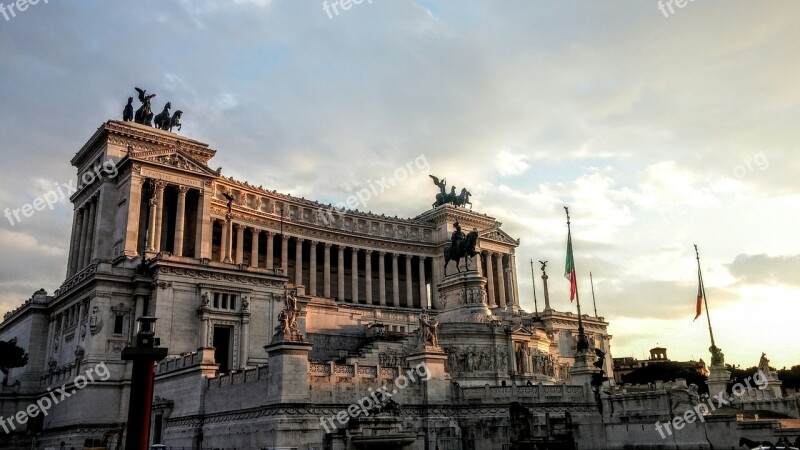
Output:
[
  {"xmin": 565, "ymin": 229, "xmax": 577, "ymax": 302},
  {"xmin": 694, "ymin": 267, "xmax": 703, "ymax": 321}
]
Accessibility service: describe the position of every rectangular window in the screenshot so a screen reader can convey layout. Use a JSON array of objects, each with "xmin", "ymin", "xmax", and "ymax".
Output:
[
  {"xmin": 230, "ymin": 295, "xmax": 236, "ymax": 310},
  {"xmin": 221, "ymin": 294, "xmax": 228, "ymax": 309},
  {"xmin": 153, "ymin": 413, "xmax": 163, "ymax": 444},
  {"xmin": 213, "ymin": 293, "xmax": 220, "ymax": 309},
  {"xmin": 113, "ymin": 315, "xmax": 124, "ymax": 334}
]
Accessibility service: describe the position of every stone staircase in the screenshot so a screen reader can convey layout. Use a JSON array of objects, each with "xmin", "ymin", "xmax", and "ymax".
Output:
[{"xmin": 343, "ymin": 333, "xmax": 420, "ymax": 366}]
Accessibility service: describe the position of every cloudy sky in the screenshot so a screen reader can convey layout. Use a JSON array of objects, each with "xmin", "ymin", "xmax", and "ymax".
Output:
[{"xmin": 1, "ymin": 1, "xmax": 798, "ymax": 368}]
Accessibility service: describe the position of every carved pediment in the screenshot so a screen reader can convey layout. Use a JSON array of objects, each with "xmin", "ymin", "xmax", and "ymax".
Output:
[
  {"xmin": 133, "ymin": 148, "xmax": 218, "ymax": 176},
  {"xmin": 480, "ymin": 228, "xmax": 520, "ymax": 246},
  {"xmin": 509, "ymin": 325, "xmax": 534, "ymax": 336}
]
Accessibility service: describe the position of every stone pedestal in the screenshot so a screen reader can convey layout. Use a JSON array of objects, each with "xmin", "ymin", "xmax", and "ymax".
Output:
[
  {"xmin": 436, "ymin": 270, "xmax": 493, "ymax": 324},
  {"xmin": 263, "ymin": 340, "xmax": 312, "ymax": 404},
  {"xmin": 570, "ymin": 350, "xmax": 596, "ymax": 388},
  {"xmin": 706, "ymin": 363, "xmax": 731, "ymax": 397},
  {"xmin": 406, "ymin": 347, "xmax": 449, "ymax": 404}
]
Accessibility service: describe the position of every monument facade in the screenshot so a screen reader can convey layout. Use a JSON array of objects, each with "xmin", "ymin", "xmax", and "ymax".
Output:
[{"xmin": 1, "ymin": 119, "xmax": 796, "ymax": 449}]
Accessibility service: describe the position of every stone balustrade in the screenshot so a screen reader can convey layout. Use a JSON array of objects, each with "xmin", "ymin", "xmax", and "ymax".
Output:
[
  {"xmin": 309, "ymin": 362, "xmax": 399, "ymax": 380},
  {"xmin": 156, "ymin": 348, "xmax": 217, "ymax": 376},
  {"xmin": 459, "ymin": 383, "xmax": 587, "ymax": 403}
]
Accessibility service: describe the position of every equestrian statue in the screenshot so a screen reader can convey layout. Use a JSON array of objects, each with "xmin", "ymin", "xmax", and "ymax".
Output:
[{"xmin": 444, "ymin": 221, "xmax": 479, "ymax": 274}]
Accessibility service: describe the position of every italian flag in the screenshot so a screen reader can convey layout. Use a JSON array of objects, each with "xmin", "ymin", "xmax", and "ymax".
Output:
[
  {"xmin": 694, "ymin": 268, "xmax": 703, "ymax": 321},
  {"xmin": 565, "ymin": 230, "xmax": 577, "ymax": 302}
]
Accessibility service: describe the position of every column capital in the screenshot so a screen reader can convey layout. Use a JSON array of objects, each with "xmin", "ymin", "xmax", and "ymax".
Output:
[
  {"xmin": 323, "ymin": 242, "xmax": 332, "ymax": 249},
  {"xmin": 379, "ymin": 250, "xmax": 386, "ymax": 256},
  {"xmin": 250, "ymin": 226, "xmax": 260, "ymax": 233},
  {"xmin": 365, "ymin": 249, "xmax": 373, "ymax": 255},
  {"xmin": 177, "ymin": 185, "xmax": 189, "ymax": 194},
  {"xmin": 350, "ymin": 247, "xmax": 359, "ymax": 255},
  {"xmin": 295, "ymin": 236, "xmax": 304, "ymax": 243},
  {"xmin": 154, "ymin": 180, "xmax": 167, "ymax": 191},
  {"xmin": 391, "ymin": 252, "xmax": 399, "ymax": 260},
  {"xmin": 282, "ymin": 234, "xmax": 290, "ymax": 241},
  {"xmin": 234, "ymin": 223, "xmax": 244, "ymax": 230}
]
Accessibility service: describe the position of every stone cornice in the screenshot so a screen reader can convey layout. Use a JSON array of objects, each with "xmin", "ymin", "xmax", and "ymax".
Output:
[
  {"xmin": 73, "ymin": 120, "xmax": 216, "ymax": 168},
  {"xmin": 152, "ymin": 260, "xmax": 287, "ymax": 289},
  {"xmin": 208, "ymin": 205, "xmax": 438, "ymax": 256}
]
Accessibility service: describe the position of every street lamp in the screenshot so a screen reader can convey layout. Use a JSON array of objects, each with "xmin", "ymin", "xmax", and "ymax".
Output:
[{"xmin": 121, "ymin": 317, "xmax": 168, "ymax": 450}]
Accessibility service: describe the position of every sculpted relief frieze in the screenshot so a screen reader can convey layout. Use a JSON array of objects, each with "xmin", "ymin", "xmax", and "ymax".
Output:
[
  {"xmin": 442, "ymin": 345, "xmax": 509, "ymax": 374},
  {"xmin": 140, "ymin": 168, "xmax": 206, "ymax": 188}
]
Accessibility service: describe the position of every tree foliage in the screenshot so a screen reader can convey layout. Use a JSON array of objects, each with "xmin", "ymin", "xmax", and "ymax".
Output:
[
  {"xmin": 777, "ymin": 365, "xmax": 800, "ymax": 390},
  {"xmin": 621, "ymin": 362, "xmax": 708, "ymax": 393},
  {"xmin": 0, "ymin": 338, "xmax": 29, "ymax": 384}
]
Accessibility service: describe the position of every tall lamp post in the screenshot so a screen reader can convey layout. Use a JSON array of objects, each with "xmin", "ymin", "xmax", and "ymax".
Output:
[{"xmin": 122, "ymin": 317, "xmax": 168, "ymax": 450}]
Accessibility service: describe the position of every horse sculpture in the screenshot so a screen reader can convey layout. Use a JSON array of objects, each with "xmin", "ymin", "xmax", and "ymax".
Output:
[
  {"xmin": 444, "ymin": 230, "xmax": 478, "ymax": 274},
  {"xmin": 154, "ymin": 102, "xmax": 183, "ymax": 132},
  {"xmin": 153, "ymin": 102, "xmax": 171, "ymax": 130},
  {"xmin": 167, "ymin": 110, "xmax": 183, "ymax": 132},
  {"xmin": 454, "ymin": 188, "xmax": 472, "ymax": 209}
]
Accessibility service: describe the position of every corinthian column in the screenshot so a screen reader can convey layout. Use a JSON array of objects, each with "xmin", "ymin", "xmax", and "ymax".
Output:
[
  {"xmin": 418, "ymin": 257, "xmax": 426, "ymax": 309},
  {"xmin": 391, "ymin": 253, "xmax": 400, "ymax": 307},
  {"xmin": 281, "ymin": 235, "xmax": 289, "ymax": 274},
  {"xmin": 323, "ymin": 243, "xmax": 332, "ymax": 298},
  {"xmin": 337, "ymin": 246, "xmax": 345, "ymax": 301},
  {"xmin": 223, "ymin": 215, "xmax": 234, "ymax": 263},
  {"xmin": 294, "ymin": 237, "xmax": 304, "ymax": 286},
  {"xmin": 265, "ymin": 231, "xmax": 274, "ymax": 270},
  {"xmin": 147, "ymin": 198, "xmax": 158, "ymax": 253},
  {"xmin": 405, "ymin": 255, "xmax": 413, "ymax": 308},
  {"xmin": 309, "ymin": 241, "xmax": 317, "ymax": 296},
  {"xmin": 69, "ymin": 206, "xmax": 84, "ymax": 275},
  {"xmin": 81, "ymin": 198, "xmax": 96, "ymax": 267},
  {"xmin": 496, "ymin": 253, "xmax": 506, "ymax": 308},
  {"xmin": 365, "ymin": 250, "xmax": 373, "ymax": 304},
  {"xmin": 378, "ymin": 251, "xmax": 386, "ymax": 306},
  {"xmin": 251, "ymin": 228, "xmax": 260, "ymax": 268},
  {"xmin": 485, "ymin": 251, "xmax": 497, "ymax": 308},
  {"xmin": 234, "ymin": 224, "xmax": 244, "ymax": 264},
  {"xmin": 153, "ymin": 182, "xmax": 166, "ymax": 252},
  {"xmin": 351, "ymin": 248, "xmax": 359, "ymax": 303},
  {"xmin": 174, "ymin": 186, "xmax": 188, "ymax": 256}
]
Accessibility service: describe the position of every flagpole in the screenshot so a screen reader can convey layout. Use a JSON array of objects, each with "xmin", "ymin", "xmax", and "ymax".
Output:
[
  {"xmin": 530, "ymin": 259, "xmax": 539, "ymax": 315},
  {"xmin": 590, "ymin": 271, "xmax": 598, "ymax": 317},
  {"xmin": 565, "ymin": 207, "xmax": 588, "ymax": 351},
  {"xmin": 694, "ymin": 244, "xmax": 716, "ymax": 348}
]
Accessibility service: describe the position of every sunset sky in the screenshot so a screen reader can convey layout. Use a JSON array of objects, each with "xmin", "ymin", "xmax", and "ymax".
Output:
[{"xmin": 1, "ymin": 1, "xmax": 798, "ymax": 368}]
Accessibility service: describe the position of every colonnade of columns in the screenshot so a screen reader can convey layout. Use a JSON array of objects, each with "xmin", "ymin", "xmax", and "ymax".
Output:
[
  {"xmin": 144, "ymin": 181, "xmax": 204, "ymax": 257},
  {"xmin": 481, "ymin": 250, "xmax": 518, "ymax": 308},
  {"xmin": 66, "ymin": 193, "xmax": 99, "ymax": 277},
  {"xmin": 211, "ymin": 220, "xmax": 434, "ymax": 309}
]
